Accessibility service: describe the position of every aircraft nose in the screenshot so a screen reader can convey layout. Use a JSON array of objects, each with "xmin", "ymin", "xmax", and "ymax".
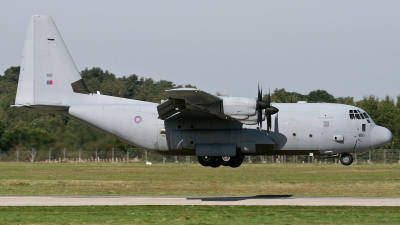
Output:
[{"xmin": 370, "ymin": 126, "xmax": 392, "ymax": 149}]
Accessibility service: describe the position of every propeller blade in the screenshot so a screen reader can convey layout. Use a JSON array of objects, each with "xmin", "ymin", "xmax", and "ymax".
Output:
[
  {"xmin": 267, "ymin": 88, "xmax": 271, "ymax": 107},
  {"xmin": 266, "ymin": 110, "xmax": 271, "ymax": 132},
  {"xmin": 256, "ymin": 85, "xmax": 279, "ymax": 131},
  {"xmin": 266, "ymin": 89, "xmax": 272, "ymax": 133}
]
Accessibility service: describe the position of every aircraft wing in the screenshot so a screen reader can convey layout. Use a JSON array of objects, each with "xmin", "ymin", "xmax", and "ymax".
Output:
[
  {"xmin": 157, "ymin": 88, "xmax": 266, "ymax": 125},
  {"xmin": 165, "ymin": 88, "xmax": 222, "ymax": 104},
  {"xmin": 157, "ymin": 88, "xmax": 223, "ymax": 120}
]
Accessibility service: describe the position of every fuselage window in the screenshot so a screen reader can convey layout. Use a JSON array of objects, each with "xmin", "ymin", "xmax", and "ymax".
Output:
[
  {"xmin": 362, "ymin": 124, "xmax": 366, "ymax": 132},
  {"xmin": 362, "ymin": 112, "xmax": 370, "ymax": 119},
  {"xmin": 355, "ymin": 114, "xmax": 361, "ymax": 119},
  {"xmin": 350, "ymin": 114, "xmax": 355, "ymax": 119}
]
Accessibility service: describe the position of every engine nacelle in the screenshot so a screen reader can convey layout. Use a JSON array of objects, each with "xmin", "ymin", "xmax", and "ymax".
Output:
[
  {"xmin": 236, "ymin": 114, "xmax": 265, "ymax": 125},
  {"xmin": 220, "ymin": 96, "xmax": 257, "ymax": 117}
]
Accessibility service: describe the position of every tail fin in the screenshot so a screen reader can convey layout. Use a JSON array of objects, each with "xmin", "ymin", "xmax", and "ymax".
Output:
[{"xmin": 15, "ymin": 15, "xmax": 89, "ymax": 106}]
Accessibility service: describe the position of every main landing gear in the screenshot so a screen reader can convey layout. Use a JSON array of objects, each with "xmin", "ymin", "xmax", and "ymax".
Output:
[
  {"xmin": 198, "ymin": 156, "xmax": 244, "ymax": 168},
  {"xmin": 339, "ymin": 153, "xmax": 354, "ymax": 166}
]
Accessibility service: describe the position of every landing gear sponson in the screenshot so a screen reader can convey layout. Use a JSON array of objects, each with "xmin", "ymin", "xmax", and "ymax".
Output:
[
  {"xmin": 198, "ymin": 156, "xmax": 244, "ymax": 168},
  {"xmin": 339, "ymin": 153, "xmax": 354, "ymax": 166}
]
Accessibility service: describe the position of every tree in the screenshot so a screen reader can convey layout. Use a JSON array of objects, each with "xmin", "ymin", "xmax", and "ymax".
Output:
[
  {"xmin": 0, "ymin": 121, "xmax": 55, "ymax": 151},
  {"xmin": 307, "ymin": 89, "xmax": 335, "ymax": 103},
  {"xmin": 100, "ymin": 79, "xmax": 128, "ymax": 97},
  {"xmin": 123, "ymin": 74, "xmax": 143, "ymax": 98},
  {"xmin": 355, "ymin": 95, "xmax": 380, "ymax": 120},
  {"xmin": 28, "ymin": 148, "xmax": 37, "ymax": 163},
  {"xmin": 270, "ymin": 88, "xmax": 306, "ymax": 103},
  {"xmin": 176, "ymin": 84, "xmax": 197, "ymax": 89},
  {"xmin": 81, "ymin": 67, "xmax": 116, "ymax": 93},
  {"xmin": 133, "ymin": 78, "xmax": 175, "ymax": 102},
  {"xmin": 336, "ymin": 96, "xmax": 355, "ymax": 105},
  {"xmin": 0, "ymin": 66, "xmax": 20, "ymax": 83}
]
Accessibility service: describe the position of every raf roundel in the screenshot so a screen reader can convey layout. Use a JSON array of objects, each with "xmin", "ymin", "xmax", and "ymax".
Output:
[{"xmin": 134, "ymin": 116, "xmax": 142, "ymax": 123}]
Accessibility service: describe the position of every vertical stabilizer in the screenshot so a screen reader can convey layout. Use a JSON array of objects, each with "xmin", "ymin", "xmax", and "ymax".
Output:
[{"xmin": 15, "ymin": 15, "xmax": 89, "ymax": 106}]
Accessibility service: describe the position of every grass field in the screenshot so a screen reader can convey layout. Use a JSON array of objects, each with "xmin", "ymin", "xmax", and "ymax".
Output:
[
  {"xmin": 1, "ymin": 163, "xmax": 400, "ymax": 224},
  {"xmin": 0, "ymin": 206, "xmax": 400, "ymax": 225},
  {"xmin": 0, "ymin": 162, "xmax": 399, "ymax": 196},
  {"xmin": 0, "ymin": 205, "xmax": 400, "ymax": 225}
]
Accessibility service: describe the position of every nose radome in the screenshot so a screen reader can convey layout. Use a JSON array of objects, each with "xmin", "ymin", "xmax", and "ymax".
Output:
[{"xmin": 370, "ymin": 126, "xmax": 392, "ymax": 149}]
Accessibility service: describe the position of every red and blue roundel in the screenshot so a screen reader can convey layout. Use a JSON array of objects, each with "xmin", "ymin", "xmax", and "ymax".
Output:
[{"xmin": 134, "ymin": 116, "xmax": 142, "ymax": 123}]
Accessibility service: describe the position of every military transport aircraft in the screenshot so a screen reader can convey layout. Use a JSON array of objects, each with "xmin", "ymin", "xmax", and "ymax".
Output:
[{"xmin": 13, "ymin": 15, "xmax": 392, "ymax": 168}]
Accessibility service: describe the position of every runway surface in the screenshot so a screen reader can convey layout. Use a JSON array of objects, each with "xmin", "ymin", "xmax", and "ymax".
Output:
[{"xmin": 1, "ymin": 196, "xmax": 399, "ymax": 206}]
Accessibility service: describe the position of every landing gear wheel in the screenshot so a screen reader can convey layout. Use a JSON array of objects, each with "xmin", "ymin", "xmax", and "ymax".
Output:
[
  {"xmin": 229, "ymin": 156, "xmax": 244, "ymax": 168},
  {"xmin": 340, "ymin": 153, "xmax": 353, "ymax": 166},
  {"xmin": 220, "ymin": 156, "xmax": 233, "ymax": 166},
  {"xmin": 198, "ymin": 156, "xmax": 215, "ymax": 167},
  {"xmin": 210, "ymin": 158, "xmax": 221, "ymax": 168}
]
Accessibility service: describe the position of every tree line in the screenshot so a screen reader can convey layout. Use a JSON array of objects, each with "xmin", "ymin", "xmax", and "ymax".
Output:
[{"xmin": 0, "ymin": 66, "xmax": 398, "ymax": 157}]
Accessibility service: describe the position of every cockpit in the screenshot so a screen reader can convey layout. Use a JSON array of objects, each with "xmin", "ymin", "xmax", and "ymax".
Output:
[{"xmin": 349, "ymin": 109, "xmax": 371, "ymax": 123}]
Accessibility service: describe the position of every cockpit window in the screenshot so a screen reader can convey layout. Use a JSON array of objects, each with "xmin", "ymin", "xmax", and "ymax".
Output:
[
  {"xmin": 349, "ymin": 110, "xmax": 354, "ymax": 119},
  {"xmin": 349, "ymin": 109, "xmax": 369, "ymax": 120},
  {"xmin": 356, "ymin": 110, "xmax": 364, "ymax": 119}
]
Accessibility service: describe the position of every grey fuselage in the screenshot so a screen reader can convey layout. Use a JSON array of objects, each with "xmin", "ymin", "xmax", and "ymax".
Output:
[{"xmin": 65, "ymin": 94, "xmax": 390, "ymax": 157}]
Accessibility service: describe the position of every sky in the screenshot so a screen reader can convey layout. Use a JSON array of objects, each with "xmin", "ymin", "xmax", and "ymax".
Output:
[{"xmin": 1, "ymin": 0, "xmax": 400, "ymax": 101}]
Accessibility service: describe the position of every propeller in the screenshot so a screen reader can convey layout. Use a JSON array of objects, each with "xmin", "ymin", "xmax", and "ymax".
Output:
[{"xmin": 256, "ymin": 85, "xmax": 279, "ymax": 132}]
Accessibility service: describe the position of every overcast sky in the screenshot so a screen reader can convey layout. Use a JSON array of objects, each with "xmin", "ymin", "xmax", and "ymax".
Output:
[{"xmin": 1, "ymin": 0, "xmax": 400, "ymax": 101}]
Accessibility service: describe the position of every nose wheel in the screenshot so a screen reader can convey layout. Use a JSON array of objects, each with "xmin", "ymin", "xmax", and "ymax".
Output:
[{"xmin": 339, "ymin": 153, "xmax": 353, "ymax": 166}]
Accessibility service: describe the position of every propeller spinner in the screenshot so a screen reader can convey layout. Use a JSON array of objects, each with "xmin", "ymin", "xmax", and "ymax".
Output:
[{"xmin": 256, "ymin": 85, "xmax": 279, "ymax": 132}]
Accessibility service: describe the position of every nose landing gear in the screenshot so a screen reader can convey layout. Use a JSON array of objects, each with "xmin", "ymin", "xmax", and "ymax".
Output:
[{"xmin": 339, "ymin": 153, "xmax": 354, "ymax": 166}]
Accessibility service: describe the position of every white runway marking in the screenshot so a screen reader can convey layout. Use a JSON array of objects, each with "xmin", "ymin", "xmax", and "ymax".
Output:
[{"xmin": 1, "ymin": 196, "xmax": 399, "ymax": 206}]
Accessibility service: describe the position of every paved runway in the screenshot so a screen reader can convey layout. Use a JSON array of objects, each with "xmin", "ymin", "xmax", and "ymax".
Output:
[{"xmin": 1, "ymin": 196, "xmax": 399, "ymax": 206}]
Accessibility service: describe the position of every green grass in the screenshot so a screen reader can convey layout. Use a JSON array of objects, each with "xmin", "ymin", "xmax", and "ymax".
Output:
[
  {"xmin": 1, "ymin": 163, "xmax": 400, "ymax": 224},
  {"xmin": 1, "ymin": 205, "xmax": 400, "ymax": 225},
  {"xmin": 0, "ymin": 162, "xmax": 399, "ymax": 196}
]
